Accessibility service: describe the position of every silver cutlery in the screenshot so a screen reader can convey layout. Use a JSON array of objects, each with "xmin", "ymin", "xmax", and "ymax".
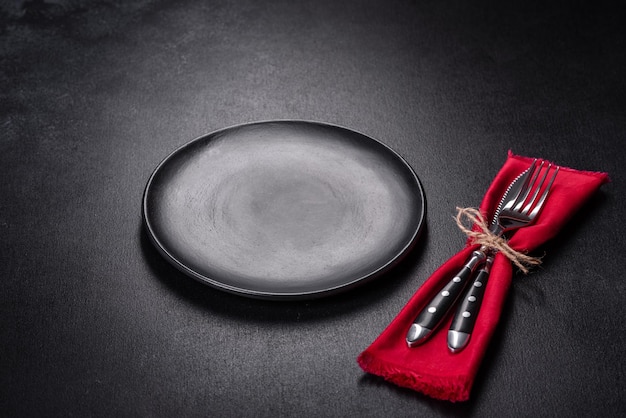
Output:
[
  {"xmin": 406, "ymin": 160, "xmax": 558, "ymax": 348},
  {"xmin": 448, "ymin": 162, "xmax": 558, "ymax": 352}
]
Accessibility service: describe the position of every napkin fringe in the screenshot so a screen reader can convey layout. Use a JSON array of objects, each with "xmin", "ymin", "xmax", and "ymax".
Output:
[{"xmin": 357, "ymin": 351, "xmax": 470, "ymax": 402}]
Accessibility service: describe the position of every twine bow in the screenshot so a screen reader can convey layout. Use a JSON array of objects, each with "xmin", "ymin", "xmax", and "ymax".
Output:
[{"xmin": 455, "ymin": 207, "xmax": 542, "ymax": 274}]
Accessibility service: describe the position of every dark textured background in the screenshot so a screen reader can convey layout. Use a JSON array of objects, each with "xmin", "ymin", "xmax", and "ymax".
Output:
[{"xmin": 1, "ymin": 0, "xmax": 624, "ymax": 416}]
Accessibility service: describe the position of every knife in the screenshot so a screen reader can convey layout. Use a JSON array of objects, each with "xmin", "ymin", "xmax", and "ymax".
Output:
[{"xmin": 447, "ymin": 254, "xmax": 493, "ymax": 352}]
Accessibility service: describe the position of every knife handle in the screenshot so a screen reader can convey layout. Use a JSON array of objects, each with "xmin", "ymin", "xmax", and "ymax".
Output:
[
  {"xmin": 406, "ymin": 249, "xmax": 486, "ymax": 347},
  {"xmin": 447, "ymin": 255, "xmax": 493, "ymax": 353}
]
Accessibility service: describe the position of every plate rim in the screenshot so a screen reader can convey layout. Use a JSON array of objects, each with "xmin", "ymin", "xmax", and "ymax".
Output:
[{"xmin": 142, "ymin": 119, "xmax": 426, "ymax": 300}]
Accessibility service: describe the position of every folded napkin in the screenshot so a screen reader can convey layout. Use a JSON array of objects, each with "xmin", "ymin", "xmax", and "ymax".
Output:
[{"xmin": 357, "ymin": 151, "xmax": 609, "ymax": 402}]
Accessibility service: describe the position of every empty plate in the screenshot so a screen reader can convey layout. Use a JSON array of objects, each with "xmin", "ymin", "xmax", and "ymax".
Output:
[{"xmin": 142, "ymin": 120, "xmax": 425, "ymax": 299}]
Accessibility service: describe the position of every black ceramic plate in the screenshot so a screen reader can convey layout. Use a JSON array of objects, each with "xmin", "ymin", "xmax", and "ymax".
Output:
[{"xmin": 143, "ymin": 121, "xmax": 425, "ymax": 299}]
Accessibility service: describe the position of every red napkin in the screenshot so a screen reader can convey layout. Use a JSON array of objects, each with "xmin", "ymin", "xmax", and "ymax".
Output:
[{"xmin": 357, "ymin": 151, "xmax": 609, "ymax": 402}]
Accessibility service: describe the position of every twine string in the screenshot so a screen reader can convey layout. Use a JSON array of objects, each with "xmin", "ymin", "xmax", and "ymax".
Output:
[{"xmin": 455, "ymin": 207, "xmax": 542, "ymax": 274}]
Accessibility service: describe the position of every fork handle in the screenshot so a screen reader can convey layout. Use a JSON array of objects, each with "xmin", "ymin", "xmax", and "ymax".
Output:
[
  {"xmin": 406, "ymin": 249, "xmax": 487, "ymax": 347},
  {"xmin": 448, "ymin": 255, "xmax": 493, "ymax": 353}
]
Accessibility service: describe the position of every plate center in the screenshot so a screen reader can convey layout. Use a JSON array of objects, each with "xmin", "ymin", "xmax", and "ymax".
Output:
[
  {"xmin": 252, "ymin": 177, "xmax": 345, "ymax": 243},
  {"xmin": 220, "ymin": 168, "xmax": 349, "ymax": 252}
]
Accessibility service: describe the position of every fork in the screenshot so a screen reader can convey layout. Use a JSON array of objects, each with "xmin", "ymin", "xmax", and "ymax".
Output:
[
  {"xmin": 447, "ymin": 161, "xmax": 559, "ymax": 352},
  {"xmin": 406, "ymin": 160, "xmax": 558, "ymax": 348}
]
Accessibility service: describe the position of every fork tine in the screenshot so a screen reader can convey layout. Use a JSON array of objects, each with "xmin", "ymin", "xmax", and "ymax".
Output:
[
  {"xmin": 513, "ymin": 161, "xmax": 543, "ymax": 212},
  {"xmin": 528, "ymin": 166, "xmax": 559, "ymax": 219},
  {"xmin": 522, "ymin": 163, "xmax": 552, "ymax": 215}
]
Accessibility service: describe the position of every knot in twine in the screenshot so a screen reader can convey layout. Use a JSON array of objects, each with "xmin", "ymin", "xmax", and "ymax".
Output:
[{"xmin": 455, "ymin": 207, "xmax": 542, "ymax": 274}]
